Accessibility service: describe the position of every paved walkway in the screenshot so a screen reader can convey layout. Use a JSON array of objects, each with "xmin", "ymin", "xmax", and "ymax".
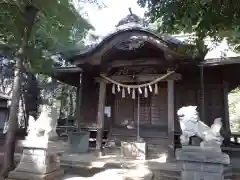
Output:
[
  {"xmin": 63, "ymin": 166, "xmax": 153, "ymax": 180},
  {"xmin": 0, "ymin": 151, "xmax": 181, "ymax": 172},
  {"xmin": 0, "ymin": 152, "xmax": 239, "ymax": 180},
  {"xmin": 0, "ymin": 164, "xmax": 153, "ymax": 180}
]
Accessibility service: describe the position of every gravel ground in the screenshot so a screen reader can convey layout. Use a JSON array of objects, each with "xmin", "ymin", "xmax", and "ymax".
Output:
[{"xmin": 0, "ymin": 137, "xmax": 239, "ymax": 180}]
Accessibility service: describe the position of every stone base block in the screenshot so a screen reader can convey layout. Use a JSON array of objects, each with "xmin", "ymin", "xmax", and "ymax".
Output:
[
  {"xmin": 13, "ymin": 149, "xmax": 61, "ymax": 174},
  {"xmin": 17, "ymin": 140, "xmax": 68, "ymax": 154},
  {"xmin": 121, "ymin": 141, "xmax": 146, "ymax": 160},
  {"xmin": 176, "ymin": 146, "xmax": 231, "ymax": 180},
  {"xmin": 7, "ymin": 140, "xmax": 65, "ymax": 180},
  {"xmin": 179, "ymin": 162, "xmax": 227, "ymax": 180},
  {"xmin": 182, "ymin": 170, "xmax": 223, "ymax": 180},
  {"xmin": 7, "ymin": 169, "xmax": 64, "ymax": 180},
  {"xmin": 176, "ymin": 146, "xmax": 230, "ymax": 165}
]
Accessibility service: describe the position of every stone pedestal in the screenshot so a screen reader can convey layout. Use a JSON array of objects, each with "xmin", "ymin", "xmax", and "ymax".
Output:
[
  {"xmin": 176, "ymin": 146, "xmax": 230, "ymax": 180},
  {"xmin": 121, "ymin": 141, "xmax": 146, "ymax": 160},
  {"xmin": 8, "ymin": 140, "xmax": 67, "ymax": 180}
]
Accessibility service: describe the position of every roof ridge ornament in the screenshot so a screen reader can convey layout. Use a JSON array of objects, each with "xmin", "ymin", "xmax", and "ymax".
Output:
[
  {"xmin": 129, "ymin": 8, "xmax": 133, "ymax": 15},
  {"xmin": 116, "ymin": 7, "xmax": 145, "ymax": 28}
]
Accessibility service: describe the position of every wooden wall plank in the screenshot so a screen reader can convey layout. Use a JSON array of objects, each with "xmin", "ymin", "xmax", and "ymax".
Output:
[
  {"xmin": 80, "ymin": 73, "xmax": 99, "ymax": 123},
  {"xmin": 151, "ymin": 86, "xmax": 168, "ymax": 125}
]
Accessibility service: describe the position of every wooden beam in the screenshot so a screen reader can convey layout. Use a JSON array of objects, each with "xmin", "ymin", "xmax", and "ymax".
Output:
[
  {"xmin": 96, "ymin": 80, "xmax": 107, "ymax": 156},
  {"xmin": 108, "ymin": 59, "xmax": 164, "ymax": 68},
  {"xmin": 95, "ymin": 73, "xmax": 182, "ymax": 83},
  {"xmin": 167, "ymin": 79, "xmax": 175, "ymax": 159}
]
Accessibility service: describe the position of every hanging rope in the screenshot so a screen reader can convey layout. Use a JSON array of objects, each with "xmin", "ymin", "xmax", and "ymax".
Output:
[
  {"xmin": 101, "ymin": 71, "xmax": 175, "ymax": 99},
  {"xmin": 100, "ymin": 70, "xmax": 175, "ymax": 89}
]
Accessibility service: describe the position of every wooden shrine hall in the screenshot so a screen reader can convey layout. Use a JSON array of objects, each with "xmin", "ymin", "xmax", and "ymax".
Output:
[{"xmin": 54, "ymin": 14, "xmax": 240, "ymax": 160}]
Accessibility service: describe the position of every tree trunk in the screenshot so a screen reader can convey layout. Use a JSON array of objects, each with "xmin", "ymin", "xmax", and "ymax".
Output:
[
  {"xmin": 1, "ymin": 57, "xmax": 23, "ymax": 177},
  {"xmin": 0, "ymin": 5, "xmax": 39, "ymax": 177}
]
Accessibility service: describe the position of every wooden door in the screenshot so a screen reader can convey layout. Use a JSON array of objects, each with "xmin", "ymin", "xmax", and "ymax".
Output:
[
  {"xmin": 134, "ymin": 95, "xmax": 151, "ymax": 125},
  {"xmin": 114, "ymin": 85, "xmax": 168, "ymax": 126},
  {"xmin": 114, "ymin": 93, "xmax": 134, "ymax": 126}
]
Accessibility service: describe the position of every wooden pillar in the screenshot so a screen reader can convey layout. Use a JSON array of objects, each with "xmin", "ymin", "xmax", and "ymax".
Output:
[
  {"xmin": 223, "ymin": 80, "xmax": 231, "ymax": 143},
  {"xmin": 167, "ymin": 79, "xmax": 175, "ymax": 158},
  {"xmin": 77, "ymin": 73, "xmax": 82, "ymax": 130},
  {"xmin": 74, "ymin": 87, "xmax": 79, "ymax": 124},
  {"xmin": 96, "ymin": 80, "xmax": 106, "ymax": 156},
  {"xmin": 200, "ymin": 65, "xmax": 205, "ymax": 123}
]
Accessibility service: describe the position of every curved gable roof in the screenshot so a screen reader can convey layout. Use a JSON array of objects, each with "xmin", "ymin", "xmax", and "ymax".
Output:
[{"xmin": 65, "ymin": 26, "xmax": 199, "ymax": 64}]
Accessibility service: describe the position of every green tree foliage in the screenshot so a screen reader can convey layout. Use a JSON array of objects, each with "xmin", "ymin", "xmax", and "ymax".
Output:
[
  {"xmin": 0, "ymin": 0, "xmax": 92, "ymax": 73},
  {"xmin": 0, "ymin": 0, "xmax": 93, "ymax": 176},
  {"xmin": 138, "ymin": 0, "xmax": 240, "ymax": 51}
]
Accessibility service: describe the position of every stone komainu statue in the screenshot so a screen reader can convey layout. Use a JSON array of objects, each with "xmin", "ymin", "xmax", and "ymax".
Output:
[
  {"xmin": 177, "ymin": 106, "xmax": 224, "ymax": 150},
  {"xmin": 27, "ymin": 105, "xmax": 58, "ymax": 141}
]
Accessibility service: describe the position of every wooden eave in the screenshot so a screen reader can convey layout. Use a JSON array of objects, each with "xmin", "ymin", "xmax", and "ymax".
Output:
[
  {"xmin": 200, "ymin": 56, "xmax": 240, "ymax": 66},
  {"xmin": 52, "ymin": 66, "xmax": 82, "ymax": 86}
]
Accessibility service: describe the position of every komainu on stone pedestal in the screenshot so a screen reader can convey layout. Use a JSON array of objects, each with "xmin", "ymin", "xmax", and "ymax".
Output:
[
  {"xmin": 176, "ymin": 106, "xmax": 231, "ymax": 180},
  {"xmin": 7, "ymin": 105, "xmax": 67, "ymax": 180},
  {"xmin": 177, "ymin": 106, "xmax": 224, "ymax": 152}
]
